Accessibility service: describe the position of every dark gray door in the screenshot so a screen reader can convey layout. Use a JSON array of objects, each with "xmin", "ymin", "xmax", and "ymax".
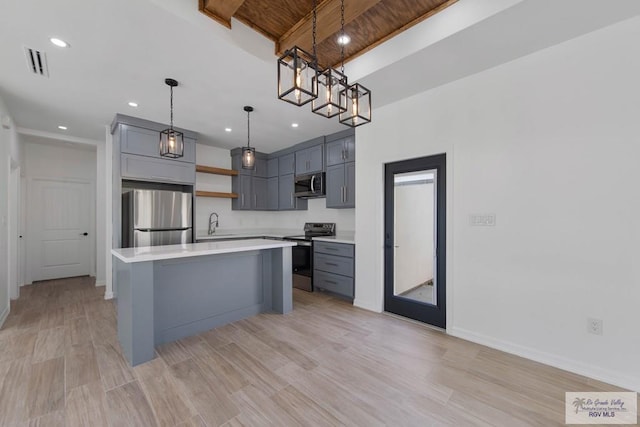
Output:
[
  {"xmin": 325, "ymin": 140, "xmax": 345, "ymax": 167},
  {"xmin": 384, "ymin": 154, "xmax": 446, "ymax": 328},
  {"xmin": 278, "ymin": 174, "xmax": 295, "ymax": 209},
  {"xmin": 279, "ymin": 154, "xmax": 295, "ymax": 176},
  {"xmin": 267, "ymin": 177, "xmax": 279, "ymax": 210},
  {"xmin": 344, "ymin": 162, "xmax": 355, "ymax": 208}
]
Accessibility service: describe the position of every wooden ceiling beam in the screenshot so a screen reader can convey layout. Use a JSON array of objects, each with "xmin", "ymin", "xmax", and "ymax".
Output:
[
  {"xmin": 276, "ymin": 0, "xmax": 382, "ymax": 57},
  {"xmin": 198, "ymin": 0, "xmax": 247, "ymax": 29}
]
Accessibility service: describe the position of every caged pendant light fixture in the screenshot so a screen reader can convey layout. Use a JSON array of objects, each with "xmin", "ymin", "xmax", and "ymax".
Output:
[
  {"xmin": 242, "ymin": 106, "xmax": 256, "ymax": 169},
  {"xmin": 339, "ymin": 82, "xmax": 371, "ymax": 127},
  {"xmin": 159, "ymin": 78, "xmax": 184, "ymax": 158},
  {"xmin": 277, "ymin": 0, "xmax": 318, "ymax": 106},
  {"xmin": 312, "ymin": 0, "xmax": 348, "ymax": 118}
]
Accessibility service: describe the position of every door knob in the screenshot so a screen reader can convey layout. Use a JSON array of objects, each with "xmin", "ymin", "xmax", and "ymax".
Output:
[{"xmin": 81, "ymin": 232, "xmax": 88, "ymax": 236}]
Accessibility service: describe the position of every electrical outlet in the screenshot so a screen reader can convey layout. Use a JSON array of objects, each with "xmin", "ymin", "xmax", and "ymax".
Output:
[{"xmin": 587, "ymin": 318, "xmax": 603, "ymax": 335}]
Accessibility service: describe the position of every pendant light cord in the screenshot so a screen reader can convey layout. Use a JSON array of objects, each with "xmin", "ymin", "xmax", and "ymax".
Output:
[
  {"xmin": 340, "ymin": 0, "xmax": 345, "ymax": 75},
  {"xmin": 312, "ymin": 0, "xmax": 317, "ymax": 63},
  {"xmin": 246, "ymin": 109, "xmax": 251, "ymax": 149},
  {"xmin": 169, "ymin": 85, "xmax": 174, "ymax": 129}
]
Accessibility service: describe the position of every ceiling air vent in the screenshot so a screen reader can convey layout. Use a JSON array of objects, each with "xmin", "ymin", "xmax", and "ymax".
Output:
[{"xmin": 24, "ymin": 47, "xmax": 49, "ymax": 77}]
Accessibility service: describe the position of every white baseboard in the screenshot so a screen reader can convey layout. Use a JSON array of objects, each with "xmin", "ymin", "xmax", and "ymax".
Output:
[
  {"xmin": 450, "ymin": 327, "xmax": 640, "ymax": 393},
  {"xmin": 103, "ymin": 291, "xmax": 114, "ymax": 300},
  {"xmin": 0, "ymin": 306, "xmax": 9, "ymax": 328},
  {"xmin": 95, "ymin": 280, "xmax": 105, "ymax": 287}
]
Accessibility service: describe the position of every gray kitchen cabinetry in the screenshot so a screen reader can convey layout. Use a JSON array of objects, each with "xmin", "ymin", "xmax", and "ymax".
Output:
[
  {"xmin": 313, "ymin": 241, "xmax": 355, "ymax": 299},
  {"xmin": 326, "ymin": 162, "xmax": 355, "ymax": 208},
  {"xmin": 279, "ymin": 153, "xmax": 295, "ymax": 176},
  {"xmin": 231, "ymin": 173, "xmax": 253, "ymax": 210},
  {"xmin": 267, "ymin": 158, "xmax": 279, "ymax": 178},
  {"xmin": 295, "ymin": 144, "xmax": 324, "ymax": 175},
  {"xmin": 267, "ymin": 177, "xmax": 279, "ymax": 210},
  {"xmin": 231, "ymin": 154, "xmax": 267, "ymax": 176},
  {"xmin": 252, "ymin": 177, "xmax": 268, "ymax": 210},
  {"xmin": 120, "ymin": 154, "xmax": 196, "ymax": 184},
  {"xmin": 325, "ymin": 135, "xmax": 355, "ymax": 167},
  {"xmin": 278, "ymin": 174, "xmax": 307, "ymax": 210},
  {"xmin": 120, "ymin": 124, "xmax": 196, "ymax": 164}
]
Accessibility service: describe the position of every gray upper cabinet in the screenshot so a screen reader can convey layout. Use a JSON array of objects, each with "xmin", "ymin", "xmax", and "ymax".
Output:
[
  {"xmin": 120, "ymin": 124, "xmax": 196, "ymax": 163},
  {"xmin": 278, "ymin": 174, "xmax": 307, "ymax": 210},
  {"xmin": 232, "ymin": 174, "xmax": 252, "ymax": 210},
  {"xmin": 326, "ymin": 135, "xmax": 355, "ymax": 167},
  {"xmin": 252, "ymin": 177, "xmax": 268, "ymax": 210},
  {"xmin": 121, "ymin": 153, "xmax": 195, "ymax": 184},
  {"xmin": 254, "ymin": 158, "xmax": 268, "ymax": 178},
  {"xmin": 326, "ymin": 162, "xmax": 355, "ymax": 209},
  {"xmin": 267, "ymin": 177, "xmax": 279, "ymax": 210},
  {"xmin": 295, "ymin": 144, "xmax": 324, "ymax": 175},
  {"xmin": 279, "ymin": 153, "xmax": 295, "ymax": 176},
  {"xmin": 267, "ymin": 158, "xmax": 279, "ymax": 178}
]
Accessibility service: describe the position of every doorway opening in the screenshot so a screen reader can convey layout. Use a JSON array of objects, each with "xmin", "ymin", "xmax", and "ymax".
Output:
[{"xmin": 384, "ymin": 154, "xmax": 446, "ymax": 328}]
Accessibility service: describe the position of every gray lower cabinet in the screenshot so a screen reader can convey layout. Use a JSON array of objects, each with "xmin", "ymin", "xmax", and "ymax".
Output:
[
  {"xmin": 313, "ymin": 241, "xmax": 355, "ymax": 299},
  {"xmin": 278, "ymin": 174, "xmax": 307, "ymax": 210},
  {"xmin": 295, "ymin": 144, "xmax": 324, "ymax": 175},
  {"xmin": 326, "ymin": 162, "xmax": 355, "ymax": 208},
  {"xmin": 267, "ymin": 177, "xmax": 279, "ymax": 210},
  {"xmin": 120, "ymin": 154, "xmax": 195, "ymax": 184}
]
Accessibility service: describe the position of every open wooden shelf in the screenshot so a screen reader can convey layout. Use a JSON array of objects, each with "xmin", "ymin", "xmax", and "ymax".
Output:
[
  {"xmin": 196, "ymin": 165, "xmax": 238, "ymax": 176},
  {"xmin": 195, "ymin": 191, "xmax": 238, "ymax": 199}
]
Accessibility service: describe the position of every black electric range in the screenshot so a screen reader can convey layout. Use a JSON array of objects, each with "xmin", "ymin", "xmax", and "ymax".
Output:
[{"xmin": 283, "ymin": 223, "xmax": 336, "ymax": 291}]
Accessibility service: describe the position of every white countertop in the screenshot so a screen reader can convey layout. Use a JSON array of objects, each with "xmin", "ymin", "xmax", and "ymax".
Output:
[
  {"xmin": 196, "ymin": 229, "xmax": 300, "ymax": 241},
  {"xmin": 313, "ymin": 232, "xmax": 355, "ymax": 245},
  {"xmin": 112, "ymin": 239, "xmax": 296, "ymax": 264},
  {"xmin": 196, "ymin": 229, "xmax": 355, "ymax": 244}
]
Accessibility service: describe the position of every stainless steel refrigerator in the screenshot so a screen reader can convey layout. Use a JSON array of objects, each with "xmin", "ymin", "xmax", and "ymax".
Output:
[{"xmin": 122, "ymin": 189, "xmax": 192, "ymax": 248}]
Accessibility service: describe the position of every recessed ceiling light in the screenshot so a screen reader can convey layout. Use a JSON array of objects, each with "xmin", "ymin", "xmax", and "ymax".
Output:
[
  {"xmin": 58, "ymin": 125, "xmax": 67, "ymax": 130},
  {"xmin": 291, "ymin": 123, "xmax": 299, "ymax": 128},
  {"xmin": 224, "ymin": 128, "xmax": 232, "ymax": 132},
  {"xmin": 128, "ymin": 101, "xmax": 138, "ymax": 107},
  {"xmin": 50, "ymin": 38, "xmax": 69, "ymax": 48},
  {"xmin": 337, "ymin": 34, "xmax": 351, "ymax": 45}
]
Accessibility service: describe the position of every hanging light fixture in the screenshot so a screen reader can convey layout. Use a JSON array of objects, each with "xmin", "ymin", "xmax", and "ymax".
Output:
[
  {"xmin": 242, "ymin": 106, "xmax": 256, "ymax": 169},
  {"xmin": 312, "ymin": 0, "xmax": 348, "ymax": 118},
  {"xmin": 159, "ymin": 78, "xmax": 184, "ymax": 158},
  {"xmin": 277, "ymin": 0, "xmax": 318, "ymax": 106},
  {"xmin": 340, "ymin": 82, "xmax": 372, "ymax": 127}
]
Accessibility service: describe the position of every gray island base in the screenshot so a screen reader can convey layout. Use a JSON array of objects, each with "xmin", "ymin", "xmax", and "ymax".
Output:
[{"xmin": 111, "ymin": 239, "xmax": 295, "ymax": 366}]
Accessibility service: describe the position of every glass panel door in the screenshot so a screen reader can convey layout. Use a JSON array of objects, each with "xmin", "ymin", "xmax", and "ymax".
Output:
[{"xmin": 384, "ymin": 154, "xmax": 446, "ymax": 328}]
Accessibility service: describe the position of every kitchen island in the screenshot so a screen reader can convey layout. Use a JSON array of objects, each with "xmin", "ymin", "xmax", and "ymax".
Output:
[{"xmin": 111, "ymin": 239, "xmax": 296, "ymax": 366}]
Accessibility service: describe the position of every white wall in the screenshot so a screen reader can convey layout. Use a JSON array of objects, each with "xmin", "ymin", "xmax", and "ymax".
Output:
[
  {"xmin": 355, "ymin": 16, "xmax": 640, "ymax": 391},
  {"xmin": 22, "ymin": 138, "xmax": 97, "ymax": 284},
  {"xmin": 195, "ymin": 144, "xmax": 355, "ymax": 235}
]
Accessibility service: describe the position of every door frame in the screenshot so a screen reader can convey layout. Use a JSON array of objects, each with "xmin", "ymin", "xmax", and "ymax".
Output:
[
  {"xmin": 384, "ymin": 153, "xmax": 446, "ymax": 328},
  {"xmin": 25, "ymin": 177, "xmax": 95, "ymax": 284}
]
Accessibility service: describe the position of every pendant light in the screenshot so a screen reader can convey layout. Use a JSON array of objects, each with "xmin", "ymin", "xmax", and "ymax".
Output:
[
  {"xmin": 159, "ymin": 78, "xmax": 184, "ymax": 158},
  {"xmin": 339, "ymin": 82, "xmax": 372, "ymax": 127},
  {"xmin": 277, "ymin": 0, "xmax": 318, "ymax": 106},
  {"xmin": 312, "ymin": 0, "xmax": 348, "ymax": 118},
  {"xmin": 242, "ymin": 106, "xmax": 256, "ymax": 169}
]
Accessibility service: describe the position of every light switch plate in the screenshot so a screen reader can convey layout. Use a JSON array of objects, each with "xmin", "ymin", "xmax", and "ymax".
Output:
[{"xmin": 470, "ymin": 214, "xmax": 496, "ymax": 226}]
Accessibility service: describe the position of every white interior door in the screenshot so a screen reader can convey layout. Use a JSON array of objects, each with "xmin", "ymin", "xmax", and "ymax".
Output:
[{"xmin": 29, "ymin": 179, "xmax": 91, "ymax": 281}]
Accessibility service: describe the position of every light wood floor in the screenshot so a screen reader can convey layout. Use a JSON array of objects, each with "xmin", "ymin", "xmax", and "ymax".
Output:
[{"xmin": 0, "ymin": 276, "xmax": 635, "ymax": 426}]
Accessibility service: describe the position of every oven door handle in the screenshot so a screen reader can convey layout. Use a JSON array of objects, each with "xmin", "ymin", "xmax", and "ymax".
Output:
[{"xmin": 295, "ymin": 241, "xmax": 312, "ymax": 247}]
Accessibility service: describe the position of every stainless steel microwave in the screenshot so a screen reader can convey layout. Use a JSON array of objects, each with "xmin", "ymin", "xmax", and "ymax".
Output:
[{"xmin": 294, "ymin": 172, "xmax": 325, "ymax": 198}]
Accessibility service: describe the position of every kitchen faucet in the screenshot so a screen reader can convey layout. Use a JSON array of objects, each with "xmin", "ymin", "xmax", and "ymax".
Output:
[{"xmin": 208, "ymin": 212, "xmax": 219, "ymax": 235}]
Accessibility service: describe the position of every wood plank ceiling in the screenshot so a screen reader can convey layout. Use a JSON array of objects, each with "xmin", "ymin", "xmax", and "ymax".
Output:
[{"xmin": 199, "ymin": 0, "xmax": 458, "ymax": 68}]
